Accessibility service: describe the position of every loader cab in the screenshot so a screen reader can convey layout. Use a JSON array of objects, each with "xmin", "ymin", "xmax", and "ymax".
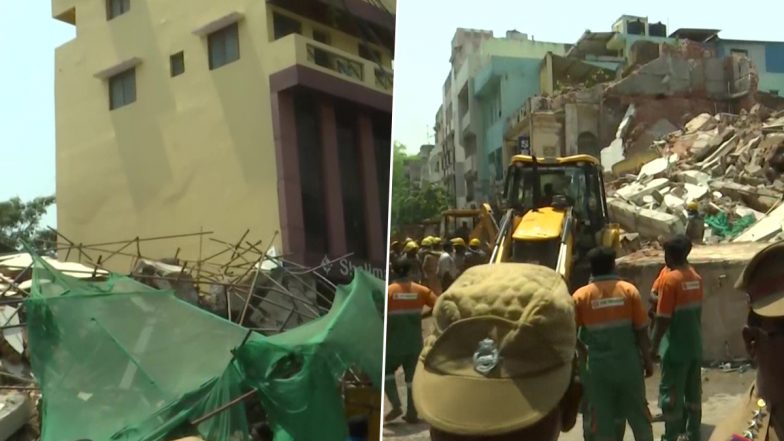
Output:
[{"xmin": 502, "ymin": 155, "xmax": 609, "ymax": 237}]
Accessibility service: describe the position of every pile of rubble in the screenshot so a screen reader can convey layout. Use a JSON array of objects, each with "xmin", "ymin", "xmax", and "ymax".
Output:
[{"xmin": 607, "ymin": 107, "xmax": 784, "ymax": 243}]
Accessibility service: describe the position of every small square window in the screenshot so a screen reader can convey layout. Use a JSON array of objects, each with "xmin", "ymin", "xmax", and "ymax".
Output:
[
  {"xmin": 273, "ymin": 13, "xmax": 301, "ymax": 40},
  {"xmin": 208, "ymin": 23, "xmax": 240, "ymax": 70},
  {"xmin": 109, "ymin": 68, "xmax": 136, "ymax": 110},
  {"xmin": 170, "ymin": 52, "xmax": 184, "ymax": 77},
  {"xmin": 313, "ymin": 29, "xmax": 330, "ymax": 44},
  {"xmin": 106, "ymin": 0, "xmax": 130, "ymax": 20}
]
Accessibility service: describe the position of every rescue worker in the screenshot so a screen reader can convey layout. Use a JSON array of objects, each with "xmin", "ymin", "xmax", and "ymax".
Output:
[
  {"xmin": 709, "ymin": 241, "xmax": 784, "ymax": 441},
  {"xmin": 422, "ymin": 239, "xmax": 443, "ymax": 295},
  {"xmin": 412, "ymin": 263, "xmax": 582, "ymax": 441},
  {"xmin": 402, "ymin": 241, "xmax": 423, "ymax": 284},
  {"xmin": 651, "ymin": 235, "xmax": 704, "ymax": 441},
  {"xmin": 385, "ymin": 257, "xmax": 437, "ymax": 424},
  {"xmin": 573, "ymin": 247, "xmax": 654, "ymax": 441},
  {"xmin": 417, "ymin": 237, "xmax": 431, "ymax": 266},
  {"xmin": 684, "ymin": 201, "xmax": 704, "ymax": 244},
  {"xmin": 389, "ymin": 240, "xmax": 402, "ymax": 275},
  {"xmin": 465, "ymin": 238, "xmax": 488, "ymax": 268},
  {"xmin": 438, "ymin": 240, "xmax": 458, "ymax": 292},
  {"xmin": 450, "ymin": 237, "xmax": 467, "ymax": 273},
  {"xmin": 456, "ymin": 221, "xmax": 471, "ymax": 242}
]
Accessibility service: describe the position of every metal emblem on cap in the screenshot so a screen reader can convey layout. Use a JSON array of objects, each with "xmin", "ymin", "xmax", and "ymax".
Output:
[{"xmin": 473, "ymin": 338, "xmax": 500, "ymax": 375}]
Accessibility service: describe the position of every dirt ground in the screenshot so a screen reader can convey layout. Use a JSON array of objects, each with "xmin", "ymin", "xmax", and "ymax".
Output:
[{"xmin": 383, "ymin": 320, "xmax": 756, "ymax": 441}]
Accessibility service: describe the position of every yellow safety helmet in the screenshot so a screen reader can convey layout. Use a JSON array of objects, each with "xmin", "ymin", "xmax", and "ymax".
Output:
[
  {"xmin": 469, "ymin": 238, "xmax": 481, "ymax": 247},
  {"xmin": 404, "ymin": 241, "xmax": 418, "ymax": 253},
  {"xmin": 451, "ymin": 237, "xmax": 466, "ymax": 247},
  {"xmin": 686, "ymin": 200, "xmax": 699, "ymax": 211}
]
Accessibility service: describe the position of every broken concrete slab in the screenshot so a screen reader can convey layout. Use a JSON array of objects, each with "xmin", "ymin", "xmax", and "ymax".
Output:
[
  {"xmin": 709, "ymin": 180, "xmax": 781, "ymax": 212},
  {"xmin": 601, "ymin": 138, "xmax": 625, "ymax": 171},
  {"xmin": 608, "ymin": 198, "xmax": 685, "ymax": 240},
  {"xmin": 638, "ymin": 154, "xmax": 678, "ymax": 180},
  {"xmin": 684, "ymin": 183, "xmax": 710, "ymax": 201},
  {"xmin": 735, "ymin": 206, "xmax": 766, "ymax": 221},
  {"xmin": 685, "ymin": 113, "xmax": 717, "ymax": 133},
  {"xmin": 734, "ymin": 202, "xmax": 784, "ymax": 243},
  {"xmin": 664, "ymin": 194, "xmax": 686, "ymax": 210},
  {"xmin": 616, "ymin": 177, "xmax": 671, "ymax": 202},
  {"xmin": 679, "ymin": 170, "xmax": 711, "ymax": 186},
  {"xmin": 694, "ymin": 129, "xmax": 736, "ymax": 164}
]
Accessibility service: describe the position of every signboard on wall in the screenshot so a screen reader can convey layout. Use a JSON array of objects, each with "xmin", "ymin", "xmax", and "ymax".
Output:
[
  {"xmin": 518, "ymin": 136, "xmax": 531, "ymax": 155},
  {"xmin": 320, "ymin": 255, "xmax": 385, "ymax": 281}
]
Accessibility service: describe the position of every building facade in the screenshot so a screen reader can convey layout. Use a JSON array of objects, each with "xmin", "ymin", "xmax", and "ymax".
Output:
[{"xmin": 52, "ymin": 0, "xmax": 394, "ymax": 281}]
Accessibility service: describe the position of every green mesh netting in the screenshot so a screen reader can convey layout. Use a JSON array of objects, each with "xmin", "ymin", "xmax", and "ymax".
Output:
[
  {"xmin": 704, "ymin": 212, "xmax": 757, "ymax": 240},
  {"xmin": 26, "ymin": 252, "xmax": 384, "ymax": 441}
]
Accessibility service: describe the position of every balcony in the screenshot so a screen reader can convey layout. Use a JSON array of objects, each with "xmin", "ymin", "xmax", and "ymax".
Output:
[
  {"xmin": 268, "ymin": 33, "xmax": 393, "ymax": 95},
  {"xmin": 461, "ymin": 112, "xmax": 474, "ymax": 138}
]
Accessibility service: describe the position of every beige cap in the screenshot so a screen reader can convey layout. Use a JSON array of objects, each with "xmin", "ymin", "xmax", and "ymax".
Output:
[
  {"xmin": 735, "ymin": 241, "xmax": 784, "ymax": 317},
  {"xmin": 412, "ymin": 263, "xmax": 576, "ymax": 436}
]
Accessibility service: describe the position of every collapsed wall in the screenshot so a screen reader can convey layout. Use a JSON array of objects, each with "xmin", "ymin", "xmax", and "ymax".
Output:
[{"xmin": 617, "ymin": 242, "xmax": 768, "ymax": 361}]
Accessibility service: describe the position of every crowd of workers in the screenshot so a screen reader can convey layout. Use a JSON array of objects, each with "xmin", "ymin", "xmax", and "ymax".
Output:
[
  {"xmin": 388, "ymin": 235, "xmax": 489, "ymax": 296},
  {"xmin": 384, "ymin": 234, "xmax": 783, "ymax": 441}
]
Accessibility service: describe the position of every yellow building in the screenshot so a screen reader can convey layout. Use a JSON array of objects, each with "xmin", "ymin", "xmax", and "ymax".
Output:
[{"xmin": 52, "ymin": 0, "xmax": 394, "ymax": 280}]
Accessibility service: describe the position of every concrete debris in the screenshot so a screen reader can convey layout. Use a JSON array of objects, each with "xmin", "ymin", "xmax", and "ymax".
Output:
[
  {"xmin": 608, "ymin": 108, "xmax": 784, "ymax": 242},
  {"xmin": 685, "ymin": 113, "xmax": 717, "ymax": 133}
]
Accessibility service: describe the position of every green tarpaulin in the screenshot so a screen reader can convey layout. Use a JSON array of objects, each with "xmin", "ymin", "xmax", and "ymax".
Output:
[
  {"xmin": 704, "ymin": 212, "xmax": 757, "ymax": 240},
  {"xmin": 26, "ymin": 252, "xmax": 384, "ymax": 441}
]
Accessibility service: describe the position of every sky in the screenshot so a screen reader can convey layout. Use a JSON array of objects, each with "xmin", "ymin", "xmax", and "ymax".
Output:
[
  {"xmin": 391, "ymin": 0, "xmax": 784, "ymax": 155},
  {"xmin": 0, "ymin": 2, "xmax": 73, "ymax": 227}
]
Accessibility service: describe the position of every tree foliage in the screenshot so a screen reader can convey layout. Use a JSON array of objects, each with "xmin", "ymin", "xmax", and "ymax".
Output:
[
  {"xmin": 0, "ymin": 196, "xmax": 57, "ymax": 256},
  {"xmin": 390, "ymin": 142, "xmax": 449, "ymax": 229}
]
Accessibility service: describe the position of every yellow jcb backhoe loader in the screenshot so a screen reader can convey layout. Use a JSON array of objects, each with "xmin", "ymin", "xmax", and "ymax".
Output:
[{"xmin": 488, "ymin": 154, "xmax": 621, "ymax": 291}]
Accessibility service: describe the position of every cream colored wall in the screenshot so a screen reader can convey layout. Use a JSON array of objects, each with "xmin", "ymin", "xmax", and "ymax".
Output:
[
  {"xmin": 480, "ymin": 38, "xmax": 567, "ymax": 60},
  {"xmin": 53, "ymin": 0, "xmax": 391, "ymax": 271}
]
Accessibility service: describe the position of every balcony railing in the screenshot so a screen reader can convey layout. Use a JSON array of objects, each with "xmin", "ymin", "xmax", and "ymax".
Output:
[
  {"xmin": 307, "ymin": 44, "xmax": 364, "ymax": 82},
  {"xmin": 269, "ymin": 33, "xmax": 393, "ymax": 95}
]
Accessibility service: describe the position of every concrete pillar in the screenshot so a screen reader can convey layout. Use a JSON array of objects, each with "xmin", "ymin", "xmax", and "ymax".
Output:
[
  {"xmin": 564, "ymin": 103, "xmax": 578, "ymax": 156},
  {"xmin": 357, "ymin": 114, "xmax": 385, "ymax": 265},
  {"xmin": 270, "ymin": 91, "xmax": 305, "ymax": 263},
  {"xmin": 319, "ymin": 99, "xmax": 348, "ymax": 257}
]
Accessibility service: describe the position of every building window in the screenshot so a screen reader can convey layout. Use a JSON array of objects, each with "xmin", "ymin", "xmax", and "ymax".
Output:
[
  {"xmin": 109, "ymin": 67, "xmax": 136, "ymax": 110},
  {"xmin": 106, "ymin": 0, "xmax": 130, "ymax": 20},
  {"xmin": 313, "ymin": 29, "xmax": 330, "ymax": 44},
  {"xmin": 294, "ymin": 93, "xmax": 329, "ymax": 255},
  {"xmin": 208, "ymin": 23, "xmax": 240, "ymax": 70},
  {"xmin": 730, "ymin": 48, "xmax": 749, "ymax": 57},
  {"xmin": 170, "ymin": 52, "xmax": 184, "ymax": 77},
  {"xmin": 273, "ymin": 12, "xmax": 301, "ymax": 40},
  {"xmin": 337, "ymin": 108, "xmax": 369, "ymax": 260},
  {"xmin": 358, "ymin": 43, "xmax": 382, "ymax": 62}
]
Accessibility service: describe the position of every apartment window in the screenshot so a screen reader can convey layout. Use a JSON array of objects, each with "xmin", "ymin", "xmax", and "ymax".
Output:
[
  {"xmin": 358, "ymin": 43, "xmax": 382, "ymax": 63},
  {"xmin": 294, "ymin": 93, "xmax": 328, "ymax": 255},
  {"xmin": 208, "ymin": 23, "xmax": 240, "ymax": 70},
  {"xmin": 730, "ymin": 48, "xmax": 749, "ymax": 57},
  {"xmin": 109, "ymin": 68, "xmax": 136, "ymax": 110},
  {"xmin": 170, "ymin": 52, "xmax": 184, "ymax": 77},
  {"xmin": 106, "ymin": 0, "xmax": 130, "ymax": 20},
  {"xmin": 273, "ymin": 12, "xmax": 301, "ymax": 40},
  {"xmin": 313, "ymin": 29, "xmax": 330, "ymax": 44},
  {"xmin": 312, "ymin": 29, "xmax": 331, "ymax": 68}
]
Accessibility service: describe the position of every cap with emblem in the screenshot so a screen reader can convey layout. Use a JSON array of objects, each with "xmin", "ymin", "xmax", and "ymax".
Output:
[
  {"xmin": 412, "ymin": 263, "xmax": 576, "ymax": 436},
  {"xmin": 735, "ymin": 241, "xmax": 784, "ymax": 317}
]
